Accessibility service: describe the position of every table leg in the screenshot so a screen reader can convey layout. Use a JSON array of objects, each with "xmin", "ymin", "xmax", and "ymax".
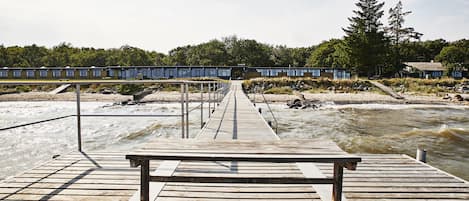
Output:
[
  {"xmin": 332, "ymin": 163, "xmax": 344, "ymax": 201},
  {"xmin": 140, "ymin": 160, "xmax": 150, "ymax": 201}
]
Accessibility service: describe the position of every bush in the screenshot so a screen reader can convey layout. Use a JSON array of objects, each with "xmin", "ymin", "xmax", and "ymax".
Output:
[
  {"xmin": 15, "ymin": 85, "xmax": 32, "ymax": 92},
  {"xmin": 264, "ymin": 87, "xmax": 293, "ymax": 94},
  {"xmin": 243, "ymin": 77, "xmax": 371, "ymax": 93},
  {"xmin": 116, "ymin": 84, "xmax": 144, "ymax": 95},
  {"xmin": 379, "ymin": 78, "xmax": 467, "ymax": 94}
]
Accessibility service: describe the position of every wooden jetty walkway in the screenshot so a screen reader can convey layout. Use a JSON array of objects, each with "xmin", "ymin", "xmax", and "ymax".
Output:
[{"xmin": 1, "ymin": 81, "xmax": 468, "ymax": 200}]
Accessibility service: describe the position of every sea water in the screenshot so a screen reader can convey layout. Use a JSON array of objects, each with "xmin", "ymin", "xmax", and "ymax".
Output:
[
  {"xmin": 258, "ymin": 103, "xmax": 469, "ymax": 181},
  {"xmin": 0, "ymin": 101, "xmax": 206, "ymax": 180},
  {"xmin": 1, "ymin": 102, "xmax": 468, "ymax": 181}
]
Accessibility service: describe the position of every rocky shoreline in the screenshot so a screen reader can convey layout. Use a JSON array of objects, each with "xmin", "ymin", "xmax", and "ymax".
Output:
[{"xmin": 0, "ymin": 91, "xmax": 466, "ymax": 106}]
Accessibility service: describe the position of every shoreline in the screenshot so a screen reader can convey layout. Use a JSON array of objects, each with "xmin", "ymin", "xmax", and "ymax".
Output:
[
  {"xmin": 249, "ymin": 92, "xmax": 467, "ymax": 105},
  {"xmin": 0, "ymin": 91, "xmax": 466, "ymax": 105}
]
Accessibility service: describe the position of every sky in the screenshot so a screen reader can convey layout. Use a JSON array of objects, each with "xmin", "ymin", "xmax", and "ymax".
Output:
[{"xmin": 1, "ymin": 0, "xmax": 468, "ymax": 53}]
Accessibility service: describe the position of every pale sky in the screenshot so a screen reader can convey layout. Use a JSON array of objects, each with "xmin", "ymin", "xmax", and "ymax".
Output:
[{"xmin": 1, "ymin": 0, "xmax": 468, "ymax": 53}]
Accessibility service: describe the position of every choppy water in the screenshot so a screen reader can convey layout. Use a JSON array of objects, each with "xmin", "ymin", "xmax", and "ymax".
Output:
[
  {"xmin": 0, "ymin": 102, "xmax": 206, "ymax": 180},
  {"xmin": 1, "ymin": 102, "xmax": 468, "ymax": 182},
  {"xmin": 259, "ymin": 103, "xmax": 469, "ymax": 181}
]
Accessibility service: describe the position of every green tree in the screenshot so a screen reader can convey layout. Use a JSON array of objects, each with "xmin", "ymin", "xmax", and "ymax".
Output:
[
  {"xmin": 290, "ymin": 47, "xmax": 315, "ymax": 67},
  {"xmin": 308, "ymin": 39, "xmax": 343, "ymax": 67},
  {"xmin": 271, "ymin": 45, "xmax": 293, "ymax": 67},
  {"xmin": 436, "ymin": 39, "xmax": 469, "ymax": 67},
  {"xmin": 186, "ymin": 40, "xmax": 229, "ymax": 66},
  {"xmin": 44, "ymin": 43, "xmax": 77, "ymax": 66},
  {"xmin": 343, "ymin": 0, "xmax": 389, "ymax": 76},
  {"xmin": 23, "ymin": 44, "xmax": 48, "ymax": 67},
  {"xmin": 387, "ymin": 1, "xmax": 422, "ymax": 73},
  {"xmin": 5, "ymin": 46, "xmax": 29, "ymax": 67},
  {"xmin": 166, "ymin": 46, "xmax": 191, "ymax": 66}
]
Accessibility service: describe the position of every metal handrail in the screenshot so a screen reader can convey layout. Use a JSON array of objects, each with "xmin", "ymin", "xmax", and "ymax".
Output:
[
  {"xmin": 0, "ymin": 80, "xmax": 230, "ymax": 151},
  {"xmin": 260, "ymin": 92, "xmax": 279, "ymax": 134}
]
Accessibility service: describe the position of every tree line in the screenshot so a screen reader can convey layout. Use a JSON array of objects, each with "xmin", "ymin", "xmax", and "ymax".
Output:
[
  {"xmin": 308, "ymin": 0, "xmax": 469, "ymax": 77},
  {"xmin": 0, "ymin": 37, "xmax": 314, "ymax": 69},
  {"xmin": 0, "ymin": 0, "xmax": 468, "ymax": 77}
]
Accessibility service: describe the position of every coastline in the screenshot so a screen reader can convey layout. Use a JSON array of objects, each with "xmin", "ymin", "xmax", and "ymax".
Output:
[
  {"xmin": 248, "ymin": 92, "xmax": 467, "ymax": 105},
  {"xmin": 0, "ymin": 91, "xmax": 466, "ymax": 105}
]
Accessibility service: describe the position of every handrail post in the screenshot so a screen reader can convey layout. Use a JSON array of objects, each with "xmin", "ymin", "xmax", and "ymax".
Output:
[
  {"xmin": 200, "ymin": 83, "xmax": 204, "ymax": 129},
  {"xmin": 208, "ymin": 83, "xmax": 211, "ymax": 118},
  {"xmin": 180, "ymin": 83, "xmax": 185, "ymax": 139},
  {"xmin": 76, "ymin": 84, "xmax": 82, "ymax": 152},
  {"xmin": 185, "ymin": 83, "xmax": 189, "ymax": 138},
  {"xmin": 215, "ymin": 82, "xmax": 220, "ymax": 106}
]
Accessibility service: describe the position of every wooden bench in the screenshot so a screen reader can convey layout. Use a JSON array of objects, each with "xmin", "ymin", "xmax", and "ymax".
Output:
[{"xmin": 126, "ymin": 152, "xmax": 361, "ymax": 201}]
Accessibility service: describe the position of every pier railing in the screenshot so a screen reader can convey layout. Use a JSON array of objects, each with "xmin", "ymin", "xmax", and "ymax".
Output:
[
  {"xmin": 0, "ymin": 79, "xmax": 230, "ymax": 152},
  {"xmin": 248, "ymin": 86, "xmax": 279, "ymax": 134}
]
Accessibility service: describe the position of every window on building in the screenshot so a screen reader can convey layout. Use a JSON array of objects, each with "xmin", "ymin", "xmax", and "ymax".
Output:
[
  {"xmin": 258, "ymin": 69, "xmax": 269, "ymax": 76},
  {"xmin": 218, "ymin": 69, "xmax": 231, "ymax": 77},
  {"xmin": 79, "ymin": 69, "xmax": 88, "ymax": 77},
  {"xmin": 39, "ymin": 70, "xmax": 48, "ymax": 78},
  {"xmin": 26, "ymin": 70, "xmax": 35, "ymax": 78},
  {"xmin": 108, "ymin": 69, "xmax": 114, "ymax": 77},
  {"xmin": 0, "ymin": 70, "xmax": 7, "ymax": 77},
  {"xmin": 178, "ymin": 69, "xmax": 190, "ymax": 77},
  {"xmin": 52, "ymin": 70, "xmax": 61, "ymax": 77},
  {"xmin": 205, "ymin": 69, "xmax": 217, "ymax": 77},
  {"xmin": 192, "ymin": 69, "xmax": 202, "ymax": 77},
  {"xmin": 151, "ymin": 68, "xmax": 163, "ymax": 78},
  {"xmin": 13, "ymin": 70, "xmax": 21, "ymax": 78},
  {"xmin": 93, "ymin": 69, "xmax": 101, "ymax": 77},
  {"xmin": 311, "ymin": 69, "xmax": 320, "ymax": 77},
  {"xmin": 66, "ymin": 70, "xmax": 74, "ymax": 77}
]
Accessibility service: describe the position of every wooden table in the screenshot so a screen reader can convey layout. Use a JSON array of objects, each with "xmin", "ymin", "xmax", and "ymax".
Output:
[{"xmin": 126, "ymin": 139, "xmax": 361, "ymax": 201}]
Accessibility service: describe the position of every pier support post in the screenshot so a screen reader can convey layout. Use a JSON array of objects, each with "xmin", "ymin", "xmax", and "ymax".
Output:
[
  {"xmin": 417, "ymin": 148, "xmax": 427, "ymax": 163},
  {"xmin": 180, "ymin": 84, "xmax": 185, "ymax": 139},
  {"xmin": 75, "ymin": 84, "xmax": 82, "ymax": 152}
]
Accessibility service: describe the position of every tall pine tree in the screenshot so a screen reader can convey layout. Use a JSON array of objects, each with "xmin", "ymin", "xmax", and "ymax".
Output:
[
  {"xmin": 388, "ymin": 1, "xmax": 422, "ymax": 73},
  {"xmin": 343, "ymin": 0, "xmax": 389, "ymax": 77}
]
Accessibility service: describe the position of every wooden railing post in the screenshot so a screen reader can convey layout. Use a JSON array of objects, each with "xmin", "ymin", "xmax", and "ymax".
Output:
[{"xmin": 332, "ymin": 163, "xmax": 344, "ymax": 201}]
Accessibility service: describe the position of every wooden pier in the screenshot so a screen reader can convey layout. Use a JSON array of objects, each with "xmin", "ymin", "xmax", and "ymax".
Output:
[{"xmin": 1, "ymin": 81, "xmax": 468, "ymax": 200}]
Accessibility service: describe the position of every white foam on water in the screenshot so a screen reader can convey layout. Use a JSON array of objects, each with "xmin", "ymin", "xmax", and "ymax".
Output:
[{"xmin": 0, "ymin": 101, "xmax": 206, "ymax": 180}]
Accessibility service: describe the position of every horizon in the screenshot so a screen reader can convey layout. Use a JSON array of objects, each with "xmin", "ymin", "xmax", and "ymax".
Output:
[{"xmin": 1, "ymin": 0, "xmax": 468, "ymax": 53}]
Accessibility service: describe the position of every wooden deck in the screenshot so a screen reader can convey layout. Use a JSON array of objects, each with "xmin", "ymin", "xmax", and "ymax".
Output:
[
  {"xmin": 1, "ymin": 81, "xmax": 468, "ymax": 200},
  {"xmin": 1, "ymin": 152, "xmax": 468, "ymax": 200},
  {"xmin": 197, "ymin": 81, "xmax": 277, "ymax": 140}
]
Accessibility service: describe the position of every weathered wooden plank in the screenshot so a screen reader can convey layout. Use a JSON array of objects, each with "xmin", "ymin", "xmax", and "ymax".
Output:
[
  {"xmin": 150, "ymin": 175, "xmax": 334, "ymax": 184},
  {"xmin": 157, "ymin": 191, "xmax": 321, "ymax": 199},
  {"xmin": 156, "ymin": 198, "xmax": 321, "ymax": 201},
  {"xmin": 126, "ymin": 153, "xmax": 361, "ymax": 164}
]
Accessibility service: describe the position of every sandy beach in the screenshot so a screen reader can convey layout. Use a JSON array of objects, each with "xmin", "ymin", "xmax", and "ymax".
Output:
[
  {"xmin": 0, "ymin": 90, "xmax": 464, "ymax": 105},
  {"xmin": 248, "ymin": 92, "xmax": 463, "ymax": 105}
]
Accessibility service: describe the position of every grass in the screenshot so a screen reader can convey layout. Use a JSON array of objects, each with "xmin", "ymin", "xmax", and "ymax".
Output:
[
  {"xmin": 243, "ymin": 77, "xmax": 373, "ymax": 94},
  {"xmin": 264, "ymin": 87, "xmax": 293, "ymax": 95},
  {"xmin": 379, "ymin": 78, "xmax": 467, "ymax": 95}
]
